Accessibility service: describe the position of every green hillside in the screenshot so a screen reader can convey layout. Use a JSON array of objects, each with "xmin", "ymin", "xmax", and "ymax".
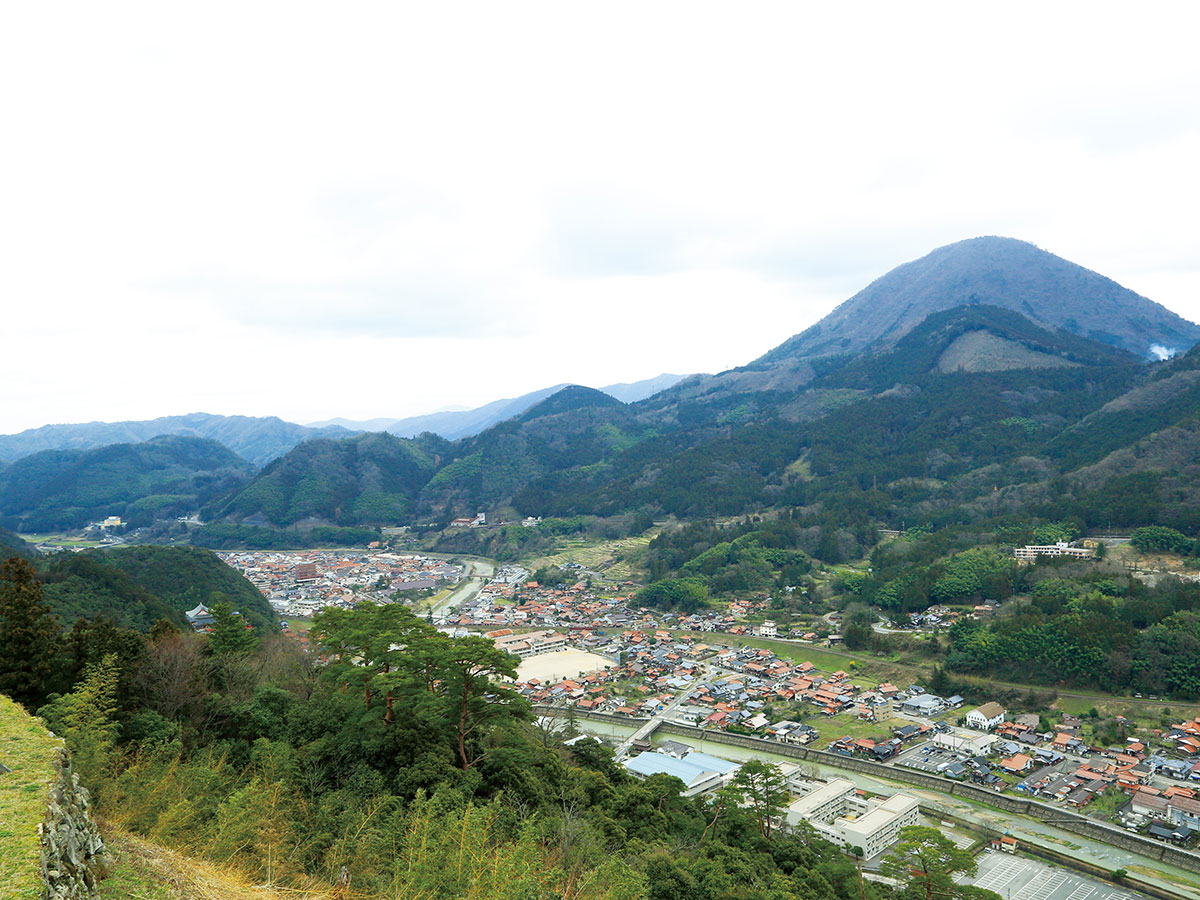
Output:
[
  {"xmin": 32, "ymin": 546, "xmax": 271, "ymax": 632},
  {"xmin": 0, "ymin": 412, "xmax": 354, "ymax": 467},
  {"xmin": 0, "ymin": 436, "xmax": 253, "ymax": 532},
  {"xmin": 40, "ymin": 554, "xmax": 187, "ymax": 631},
  {"xmin": 204, "ymin": 431, "xmax": 446, "ymax": 527},
  {"xmin": 96, "ymin": 546, "xmax": 274, "ymax": 629}
]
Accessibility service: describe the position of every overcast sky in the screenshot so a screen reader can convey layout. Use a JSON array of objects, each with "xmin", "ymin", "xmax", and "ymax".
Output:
[{"xmin": 2, "ymin": 3, "xmax": 1199, "ymax": 433}]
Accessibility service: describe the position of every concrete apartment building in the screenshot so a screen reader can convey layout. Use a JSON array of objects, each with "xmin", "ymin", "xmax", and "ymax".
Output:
[
  {"xmin": 786, "ymin": 778, "xmax": 920, "ymax": 858},
  {"xmin": 1013, "ymin": 542, "xmax": 1094, "ymax": 561}
]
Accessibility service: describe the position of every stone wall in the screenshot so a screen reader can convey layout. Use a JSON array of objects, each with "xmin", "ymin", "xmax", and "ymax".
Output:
[
  {"xmin": 39, "ymin": 747, "xmax": 107, "ymax": 900},
  {"xmin": 539, "ymin": 707, "xmax": 1200, "ymax": 875}
]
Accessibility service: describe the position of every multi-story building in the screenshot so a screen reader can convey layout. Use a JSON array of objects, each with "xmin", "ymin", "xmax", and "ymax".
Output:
[
  {"xmin": 787, "ymin": 779, "xmax": 920, "ymax": 859},
  {"xmin": 1013, "ymin": 542, "xmax": 1094, "ymax": 560}
]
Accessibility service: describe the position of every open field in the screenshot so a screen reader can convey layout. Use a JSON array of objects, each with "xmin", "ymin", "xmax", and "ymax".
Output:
[
  {"xmin": 526, "ymin": 534, "xmax": 654, "ymax": 582},
  {"xmin": 515, "ymin": 649, "xmax": 614, "ymax": 683},
  {"xmin": 413, "ymin": 586, "xmax": 453, "ymax": 613},
  {"xmin": 671, "ymin": 630, "xmax": 907, "ymax": 681},
  {"xmin": 21, "ymin": 532, "xmax": 107, "ymax": 549}
]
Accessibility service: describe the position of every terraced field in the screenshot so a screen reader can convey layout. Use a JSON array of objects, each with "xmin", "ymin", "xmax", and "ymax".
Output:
[{"xmin": 528, "ymin": 534, "xmax": 654, "ymax": 581}]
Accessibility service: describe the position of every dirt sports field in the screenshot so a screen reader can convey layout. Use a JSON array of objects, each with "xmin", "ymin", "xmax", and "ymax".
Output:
[{"xmin": 516, "ymin": 648, "xmax": 614, "ymax": 682}]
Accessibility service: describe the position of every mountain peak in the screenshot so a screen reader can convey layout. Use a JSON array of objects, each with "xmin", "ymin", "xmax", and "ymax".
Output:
[
  {"xmin": 518, "ymin": 385, "xmax": 624, "ymax": 422},
  {"xmin": 759, "ymin": 236, "xmax": 1200, "ymax": 364}
]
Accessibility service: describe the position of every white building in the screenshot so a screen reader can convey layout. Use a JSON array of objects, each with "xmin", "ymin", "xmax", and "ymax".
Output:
[
  {"xmin": 838, "ymin": 794, "xmax": 921, "ymax": 858},
  {"xmin": 965, "ymin": 702, "xmax": 1006, "ymax": 731},
  {"xmin": 1013, "ymin": 542, "xmax": 1093, "ymax": 560},
  {"xmin": 786, "ymin": 778, "xmax": 856, "ymax": 825},
  {"xmin": 758, "ymin": 620, "xmax": 777, "ymax": 638},
  {"xmin": 932, "ymin": 729, "xmax": 996, "ymax": 755},
  {"xmin": 787, "ymin": 779, "xmax": 920, "ymax": 859}
]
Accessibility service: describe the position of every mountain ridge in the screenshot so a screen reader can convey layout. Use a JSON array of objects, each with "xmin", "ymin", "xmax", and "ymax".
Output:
[
  {"xmin": 758, "ymin": 236, "xmax": 1200, "ymax": 364},
  {"xmin": 0, "ymin": 413, "xmax": 353, "ymax": 468},
  {"xmin": 0, "ymin": 435, "xmax": 255, "ymax": 532},
  {"xmin": 311, "ymin": 372, "xmax": 686, "ymax": 439}
]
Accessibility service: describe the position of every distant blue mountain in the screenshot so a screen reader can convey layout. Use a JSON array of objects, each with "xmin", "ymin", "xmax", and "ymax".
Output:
[
  {"xmin": 313, "ymin": 373, "xmax": 687, "ymax": 440},
  {"xmin": 0, "ymin": 413, "xmax": 352, "ymax": 467}
]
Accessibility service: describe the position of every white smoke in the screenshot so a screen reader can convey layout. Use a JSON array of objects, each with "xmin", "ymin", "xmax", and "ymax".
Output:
[{"xmin": 1149, "ymin": 344, "xmax": 1176, "ymax": 361}]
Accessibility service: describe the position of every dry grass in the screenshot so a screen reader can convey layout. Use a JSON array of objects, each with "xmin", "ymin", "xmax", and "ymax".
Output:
[
  {"xmin": 0, "ymin": 694, "xmax": 61, "ymax": 900},
  {"xmin": 526, "ymin": 535, "xmax": 653, "ymax": 581},
  {"xmin": 99, "ymin": 829, "xmax": 343, "ymax": 900}
]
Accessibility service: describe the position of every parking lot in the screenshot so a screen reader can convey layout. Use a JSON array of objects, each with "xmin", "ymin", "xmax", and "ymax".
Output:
[
  {"xmin": 894, "ymin": 740, "xmax": 965, "ymax": 774},
  {"xmin": 966, "ymin": 853, "xmax": 1149, "ymax": 900}
]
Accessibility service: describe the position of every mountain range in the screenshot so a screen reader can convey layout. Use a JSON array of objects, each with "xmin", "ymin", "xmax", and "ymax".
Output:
[
  {"xmin": 0, "ymin": 435, "xmax": 254, "ymax": 532},
  {"xmin": 6, "ymin": 235, "xmax": 1200, "ymax": 541},
  {"xmin": 198, "ymin": 237, "xmax": 1200, "ymax": 536},
  {"xmin": 309, "ymin": 372, "xmax": 686, "ymax": 439},
  {"xmin": 0, "ymin": 413, "xmax": 352, "ymax": 468}
]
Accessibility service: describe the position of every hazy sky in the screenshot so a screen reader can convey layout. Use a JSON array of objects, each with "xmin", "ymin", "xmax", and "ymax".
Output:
[{"xmin": 3, "ymin": 4, "xmax": 1199, "ymax": 433}]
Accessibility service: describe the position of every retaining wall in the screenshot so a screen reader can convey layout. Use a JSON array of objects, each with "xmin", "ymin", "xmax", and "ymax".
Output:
[{"xmin": 40, "ymin": 747, "xmax": 108, "ymax": 899}]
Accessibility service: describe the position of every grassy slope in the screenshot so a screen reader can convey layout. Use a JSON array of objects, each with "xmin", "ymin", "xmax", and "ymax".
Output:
[
  {"xmin": 526, "ymin": 534, "xmax": 654, "ymax": 582},
  {"xmin": 0, "ymin": 695, "xmax": 61, "ymax": 900},
  {"xmin": 99, "ymin": 830, "xmax": 332, "ymax": 900}
]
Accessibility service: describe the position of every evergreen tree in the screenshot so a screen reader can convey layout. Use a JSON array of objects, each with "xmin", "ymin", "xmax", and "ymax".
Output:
[
  {"xmin": 0, "ymin": 556, "xmax": 60, "ymax": 707},
  {"xmin": 206, "ymin": 599, "xmax": 260, "ymax": 657},
  {"xmin": 39, "ymin": 653, "xmax": 121, "ymax": 787}
]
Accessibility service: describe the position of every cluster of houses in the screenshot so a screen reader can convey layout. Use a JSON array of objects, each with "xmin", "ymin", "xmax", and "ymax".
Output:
[
  {"xmin": 219, "ymin": 550, "xmax": 461, "ymax": 618},
  {"xmin": 1169, "ymin": 716, "xmax": 1200, "ymax": 757},
  {"xmin": 447, "ymin": 570, "xmax": 651, "ymax": 635}
]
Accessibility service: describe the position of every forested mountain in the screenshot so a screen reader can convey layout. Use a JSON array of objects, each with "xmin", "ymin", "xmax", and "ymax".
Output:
[
  {"xmin": 211, "ymin": 386, "xmax": 646, "ymax": 526},
  {"xmin": 316, "ymin": 372, "xmax": 686, "ymax": 439},
  {"xmin": 10, "ymin": 238, "xmax": 1200, "ymax": 539},
  {"xmin": 0, "ymin": 526, "xmax": 34, "ymax": 559},
  {"xmin": 513, "ymin": 308, "xmax": 1145, "ymax": 522},
  {"xmin": 203, "ymin": 431, "xmax": 449, "ymax": 527},
  {"xmin": 759, "ymin": 235, "xmax": 1200, "ymax": 363},
  {"xmin": 0, "ymin": 412, "xmax": 353, "ymax": 467},
  {"xmin": 204, "ymin": 293, "xmax": 1200, "ymax": 532},
  {"xmin": 32, "ymin": 545, "xmax": 272, "ymax": 631},
  {"xmin": 39, "ymin": 554, "xmax": 188, "ymax": 630},
  {"xmin": 422, "ymin": 385, "xmax": 643, "ymax": 513},
  {"xmin": 0, "ymin": 436, "xmax": 254, "ymax": 532},
  {"xmin": 97, "ymin": 545, "xmax": 275, "ymax": 628}
]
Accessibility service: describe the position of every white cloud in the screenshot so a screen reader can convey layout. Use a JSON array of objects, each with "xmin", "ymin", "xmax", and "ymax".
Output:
[{"xmin": 2, "ymin": 2, "xmax": 1200, "ymax": 432}]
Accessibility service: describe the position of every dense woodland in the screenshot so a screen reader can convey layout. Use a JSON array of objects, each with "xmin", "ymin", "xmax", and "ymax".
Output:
[{"xmin": 0, "ymin": 558, "xmax": 994, "ymax": 900}]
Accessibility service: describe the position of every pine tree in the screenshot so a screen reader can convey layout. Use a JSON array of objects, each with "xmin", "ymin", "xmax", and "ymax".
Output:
[{"xmin": 0, "ymin": 557, "xmax": 60, "ymax": 707}]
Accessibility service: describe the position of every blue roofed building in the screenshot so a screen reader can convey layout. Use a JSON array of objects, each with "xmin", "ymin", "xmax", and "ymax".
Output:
[
  {"xmin": 682, "ymin": 750, "xmax": 739, "ymax": 777},
  {"xmin": 622, "ymin": 749, "xmax": 739, "ymax": 797}
]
